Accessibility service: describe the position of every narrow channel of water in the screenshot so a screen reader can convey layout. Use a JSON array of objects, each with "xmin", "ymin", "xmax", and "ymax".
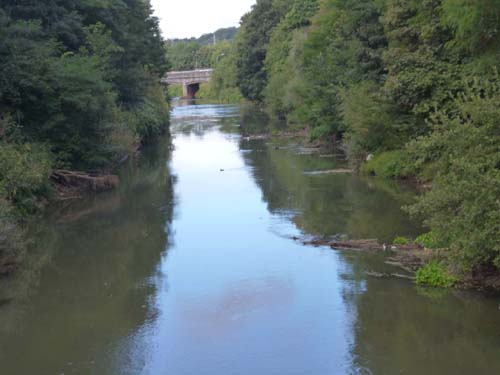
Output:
[{"xmin": 0, "ymin": 102, "xmax": 499, "ymax": 375}]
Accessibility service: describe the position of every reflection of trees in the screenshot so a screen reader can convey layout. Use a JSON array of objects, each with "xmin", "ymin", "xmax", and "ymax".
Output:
[
  {"xmin": 241, "ymin": 139, "xmax": 421, "ymax": 243},
  {"xmin": 349, "ymin": 277, "xmax": 500, "ymax": 375},
  {"xmin": 0, "ymin": 137, "xmax": 176, "ymax": 373},
  {"xmin": 239, "ymin": 104, "xmax": 271, "ymax": 135},
  {"xmin": 170, "ymin": 101, "xmax": 241, "ymax": 137},
  {"xmin": 239, "ymin": 116, "xmax": 500, "ymax": 375}
]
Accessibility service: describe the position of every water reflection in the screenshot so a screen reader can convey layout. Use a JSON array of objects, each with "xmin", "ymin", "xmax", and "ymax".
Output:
[
  {"xmin": 241, "ymin": 138, "xmax": 421, "ymax": 243},
  {"xmin": 0, "ymin": 102, "xmax": 499, "ymax": 375},
  {"xmin": 0, "ymin": 137, "xmax": 175, "ymax": 374}
]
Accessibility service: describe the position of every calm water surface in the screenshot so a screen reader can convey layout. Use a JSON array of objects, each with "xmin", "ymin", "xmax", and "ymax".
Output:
[{"xmin": 0, "ymin": 102, "xmax": 499, "ymax": 375}]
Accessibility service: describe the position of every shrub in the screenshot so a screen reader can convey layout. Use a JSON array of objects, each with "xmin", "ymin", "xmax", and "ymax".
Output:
[
  {"xmin": 0, "ymin": 142, "xmax": 53, "ymax": 215},
  {"xmin": 406, "ymin": 78, "xmax": 500, "ymax": 271},
  {"xmin": 415, "ymin": 261, "xmax": 457, "ymax": 287},
  {"xmin": 361, "ymin": 151, "xmax": 410, "ymax": 178},
  {"xmin": 415, "ymin": 232, "xmax": 441, "ymax": 249},
  {"xmin": 133, "ymin": 84, "xmax": 170, "ymax": 144},
  {"xmin": 108, "ymin": 106, "xmax": 140, "ymax": 157},
  {"xmin": 168, "ymin": 84, "xmax": 183, "ymax": 99},
  {"xmin": 342, "ymin": 83, "xmax": 407, "ymax": 163},
  {"xmin": 393, "ymin": 236, "xmax": 410, "ymax": 245}
]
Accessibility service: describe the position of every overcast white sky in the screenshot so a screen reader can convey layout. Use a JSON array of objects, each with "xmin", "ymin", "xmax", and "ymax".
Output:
[{"xmin": 150, "ymin": 0, "xmax": 256, "ymax": 39}]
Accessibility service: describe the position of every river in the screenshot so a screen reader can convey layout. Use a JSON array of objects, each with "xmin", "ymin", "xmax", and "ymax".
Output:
[{"xmin": 0, "ymin": 102, "xmax": 499, "ymax": 375}]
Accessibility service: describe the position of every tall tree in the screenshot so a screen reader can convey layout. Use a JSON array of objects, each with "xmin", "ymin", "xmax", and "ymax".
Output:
[{"xmin": 235, "ymin": 0, "xmax": 291, "ymax": 102}]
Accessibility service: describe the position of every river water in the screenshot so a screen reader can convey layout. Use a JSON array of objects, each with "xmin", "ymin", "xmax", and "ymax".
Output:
[{"xmin": 0, "ymin": 102, "xmax": 499, "ymax": 375}]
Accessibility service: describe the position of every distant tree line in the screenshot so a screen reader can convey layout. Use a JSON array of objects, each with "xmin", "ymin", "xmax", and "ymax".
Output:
[
  {"xmin": 166, "ymin": 27, "xmax": 238, "ymax": 71},
  {"xmin": 210, "ymin": 0, "xmax": 500, "ymax": 278}
]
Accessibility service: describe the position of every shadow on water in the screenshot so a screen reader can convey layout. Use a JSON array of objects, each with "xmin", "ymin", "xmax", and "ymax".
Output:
[
  {"xmin": 0, "ymin": 136, "xmax": 176, "ymax": 374},
  {"xmin": 240, "ymin": 137, "xmax": 422, "ymax": 243}
]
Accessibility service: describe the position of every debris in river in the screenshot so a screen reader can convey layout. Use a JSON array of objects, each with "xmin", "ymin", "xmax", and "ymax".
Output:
[
  {"xmin": 366, "ymin": 271, "xmax": 415, "ymax": 280},
  {"xmin": 295, "ymin": 235, "xmax": 430, "ymax": 281},
  {"xmin": 300, "ymin": 237, "xmax": 385, "ymax": 251},
  {"xmin": 51, "ymin": 169, "xmax": 119, "ymax": 199},
  {"xmin": 303, "ymin": 169, "xmax": 353, "ymax": 175}
]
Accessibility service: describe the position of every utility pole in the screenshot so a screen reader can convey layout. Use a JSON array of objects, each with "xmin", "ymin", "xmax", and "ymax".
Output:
[{"xmin": 213, "ymin": 33, "xmax": 216, "ymax": 46}]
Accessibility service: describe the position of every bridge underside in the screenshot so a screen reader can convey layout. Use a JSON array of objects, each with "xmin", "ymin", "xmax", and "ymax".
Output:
[{"xmin": 183, "ymin": 83, "xmax": 200, "ymax": 99}]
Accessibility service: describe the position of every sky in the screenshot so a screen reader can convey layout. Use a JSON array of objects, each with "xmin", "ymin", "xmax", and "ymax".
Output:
[{"xmin": 150, "ymin": 0, "xmax": 256, "ymax": 40}]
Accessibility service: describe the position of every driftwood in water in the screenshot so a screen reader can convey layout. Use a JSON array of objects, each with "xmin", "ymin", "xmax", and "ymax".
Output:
[
  {"xmin": 301, "ymin": 238, "xmax": 384, "ymax": 251},
  {"xmin": 296, "ymin": 236, "xmax": 427, "ymax": 282},
  {"xmin": 366, "ymin": 271, "xmax": 415, "ymax": 280},
  {"xmin": 303, "ymin": 169, "xmax": 353, "ymax": 175},
  {"xmin": 52, "ymin": 170, "xmax": 119, "ymax": 193}
]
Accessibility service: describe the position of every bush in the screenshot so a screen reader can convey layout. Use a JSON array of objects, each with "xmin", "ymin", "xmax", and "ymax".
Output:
[
  {"xmin": 406, "ymin": 78, "xmax": 500, "ymax": 271},
  {"xmin": 415, "ymin": 261, "xmax": 457, "ymax": 288},
  {"xmin": 342, "ymin": 83, "xmax": 407, "ymax": 163},
  {"xmin": 168, "ymin": 84, "xmax": 183, "ymax": 99},
  {"xmin": 393, "ymin": 236, "xmax": 410, "ymax": 245},
  {"xmin": 0, "ymin": 142, "xmax": 53, "ymax": 215},
  {"xmin": 361, "ymin": 151, "xmax": 410, "ymax": 178},
  {"xmin": 415, "ymin": 232, "xmax": 441, "ymax": 249},
  {"xmin": 133, "ymin": 84, "xmax": 170, "ymax": 144},
  {"xmin": 108, "ymin": 106, "xmax": 140, "ymax": 157}
]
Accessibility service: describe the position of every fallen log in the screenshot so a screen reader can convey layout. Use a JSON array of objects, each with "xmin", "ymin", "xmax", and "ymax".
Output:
[
  {"xmin": 52, "ymin": 169, "xmax": 119, "ymax": 193},
  {"xmin": 301, "ymin": 238, "xmax": 384, "ymax": 251},
  {"xmin": 303, "ymin": 169, "xmax": 353, "ymax": 175},
  {"xmin": 366, "ymin": 271, "xmax": 415, "ymax": 280}
]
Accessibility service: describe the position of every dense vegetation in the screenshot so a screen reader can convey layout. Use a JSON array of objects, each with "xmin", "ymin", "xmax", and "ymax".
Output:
[
  {"xmin": 211, "ymin": 0, "xmax": 500, "ymax": 281},
  {"xmin": 166, "ymin": 27, "xmax": 238, "ymax": 71},
  {"xmin": 0, "ymin": 0, "xmax": 169, "ymax": 269}
]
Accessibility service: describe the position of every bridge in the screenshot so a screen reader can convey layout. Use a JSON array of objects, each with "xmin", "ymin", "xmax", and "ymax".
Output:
[{"xmin": 162, "ymin": 69, "xmax": 213, "ymax": 99}]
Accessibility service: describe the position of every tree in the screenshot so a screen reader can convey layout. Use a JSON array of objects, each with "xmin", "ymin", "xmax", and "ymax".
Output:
[
  {"xmin": 406, "ymin": 78, "xmax": 500, "ymax": 271},
  {"xmin": 235, "ymin": 0, "xmax": 291, "ymax": 102}
]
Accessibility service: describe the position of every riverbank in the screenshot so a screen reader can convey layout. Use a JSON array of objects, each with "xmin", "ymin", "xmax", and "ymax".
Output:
[
  {"xmin": 297, "ymin": 235, "xmax": 500, "ymax": 293},
  {"xmin": 0, "ymin": 141, "xmax": 153, "ymax": 277}
]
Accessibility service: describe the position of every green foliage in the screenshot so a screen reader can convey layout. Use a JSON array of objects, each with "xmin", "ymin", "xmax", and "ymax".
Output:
[
  {"xmin": 406, "ymin": 78, "xmax": 500, "ymax": 271},
  {"xmin": 166, "ymin": 41, "xmax": 209, "ymax": 71},
  {"xmin": 415, "ymin": 261, "xmax": 457, "ymax": 287},
  {"xmin": 166, "ymin": 27, "xmax": 239, "ymax": 71},
  {"xmin": 0, "ymin": 0, "xmax": 169, "ymax": 258},
  {"xmin": 168, "ymin": 84, "xmax": 183, "ymax": 99},
  {"xmin": 235, "ymin": 0, "xmax": 291, "ymax": 102},
  {"xmin": 133, "ymin": 84, "xmax": 170, "ymax": 144},
  {"xmin": 264, "ymin": 0, "xmax": 319, "ymax": 119},
  {"xmin": 361, "ymin": 151, "xmax": 409, "ymax": 178},
  {"xmin": 289, "ymin": 0, "xmax": 387, "ymax": 137},
  {"xmin": 441, "ymin": 0, "xmax": 500, "ymax": 55},
  {"xmin": 0, "ymin": 142, "xmax": 53, "ymax": 214},
  {"xmin": 415, "ymin": 231, "xmax": 441, "ymax": 249},
  {"xmin": 197, "ymin": 27, "xmax": 239, "ymax": 46},
  {"xmin": 230, "ymin": 0, "xmax": 500, "ymax": 276},
  {"xmin": 205, "ymin": 42, "xmax": 245, "ymax": 103},
  {"xmin": 393, "ymin": 236, "xmax": 410, "ymax": 245},
  {"xmin": 0, "ymin": 0, "xmax": 168, "ymax": 170},
  {"xmin": 342, "ymin": 82, "xmax": 409, "ymax": 162}
]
